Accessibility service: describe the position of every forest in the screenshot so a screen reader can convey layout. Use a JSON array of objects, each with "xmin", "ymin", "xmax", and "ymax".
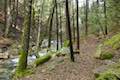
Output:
[{"xmin": 0, "ymin": 0, "xmax": 120, "ymax": 80}]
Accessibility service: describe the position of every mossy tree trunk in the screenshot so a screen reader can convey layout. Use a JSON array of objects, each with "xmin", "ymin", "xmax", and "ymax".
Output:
[{"xmin": 17, "ymin": 0, "xmax": 33, "ymax": 71}]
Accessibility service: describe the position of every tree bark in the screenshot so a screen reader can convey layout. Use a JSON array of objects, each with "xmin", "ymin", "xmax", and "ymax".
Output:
[
  {"xmin": 55, "ymin": 0, "xmax": 59, "ymax": 50},
  {"xmin": 36, "ymin": 0, "xmax": 45, "ymax": 57},
  {"xmin": 85, "ymin": 0, "xmax": 89, "ymax": 36},
  {"xmin": 76, "ymin": 0, "xmax": 80, "ymax": 50},
  {"xmin": 104, "ymin": 0, "xmax": 108, "ymax": 35},
  {"xmin": 96, "ymin": 0, "xmax": 105, "ymax": 36},
  {"xmin": 65, "ymin": 0, "xmax": 74, "ymax": 62},
  {"xmin": 59, "ymin": 4, "xmax": 63, "ymax": 48},
  {"xmin": 18, "ymin": 0, "xmax": 32, "ymax": 71},
  {"xmin": 4, "ymin": 0, "xmax": 12, "ymax": 37},
  {"xmin": 48, "ymin": 3, "xmax": 55, "ymax": 48}
]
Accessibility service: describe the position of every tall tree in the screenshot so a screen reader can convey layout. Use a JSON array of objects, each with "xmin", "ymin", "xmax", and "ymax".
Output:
[
  {"xmin": 18, "ymin": 0, "xmax": 33, "ymax": 71},
  {"xmin": 96, "ymin": 0, "xmax": 105, "ymax": 36},
  {"xmin": 14, "ymin": 0, "xmax": 19, "ymax": 28},
  {"xmin": 4, "ymin": 0, "xmax": 11, "ymax": 37},
  {"xmin": 55, "ymin": 0, "xmax": 59, "ymax": 50},
  {"xmin": 65, "ymin": 0, "xmax": 74, "ymax": 62},
  {"xmin": 76, "ymin": 0, "xmax": 80, "ymax": 50},
  {"xmin": 72, "ymin": 4, "xmax": 75, "ymax": 42},
  {"xmin": 4, "ymin": 0, "xmax": 7, "ymax": 33},
  {"xmin": 36, "ymin": 0, "xmax": 45, "ymax": 57},
  {"xmin": 103, "ymin": 0, "xmax": 107, "ymax": 35},
  {"xmin": 48, "ymin": 3, "xmax": 55, "ymax": 48},
  {"xmin": 59, "ymin": 4, "xmax": 63, "ymax": 48},
  {"xmin": 85, "ymin": 0, "xmax": 89, "ymax": 36}
]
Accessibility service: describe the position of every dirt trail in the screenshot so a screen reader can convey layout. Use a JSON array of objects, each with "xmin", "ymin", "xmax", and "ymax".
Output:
[{"xmin": 21, "ymin": 36, "xmax": 101, "ymax": 80}]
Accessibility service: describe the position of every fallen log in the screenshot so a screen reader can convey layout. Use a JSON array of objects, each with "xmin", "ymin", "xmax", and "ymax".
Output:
[{"xmin": 34, "ymin": 54, "xmax": 51, "ymax": 67}]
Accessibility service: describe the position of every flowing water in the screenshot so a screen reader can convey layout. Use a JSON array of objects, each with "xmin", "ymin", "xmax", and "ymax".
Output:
[{"xmin": 0, "ymin": 59, "xmax": 15, "ymax": 80}]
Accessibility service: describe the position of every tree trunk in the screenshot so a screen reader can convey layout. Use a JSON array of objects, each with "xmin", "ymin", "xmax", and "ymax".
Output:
[
  {"xmin": 4, "ymin": 0, "xmax": 12, "ymax": 37},
  {"xmin": 36, "ymin": 0, "xmax": 45, "ymax": 57},
  {"xmin": 14, "ymin": 0, "xmax": 19, "ymax": 28},
  {"xmin": 96, "ymin": 0, "xmax": 105, "ymax": 36},
  {"xmin": 72, "ymin": 6, "xmax": 75, "ymax": 42},
  {"xmin": 104, "ymin": 0, "xmax": 108, "ymax": 35},
  {"xmin": 59, "ymin": 4, "xmax": 63, "ymax": 48},
  {"xmin": 18, "ymin": 0, "xmax": 32, "ymax": 71},
  {"xmin": 85, "ymin": 0, "xmax": 89, "ymax": 36},
  {"xmin": 65, "ymin": 0, "xmax": 74, "ymax": 62},
  {"xmin": 55, "ymin": 0, "xmax": 59, "ymax": 50},
  {"xmin": 76, "ymin": 0, "xmax": 80, "ymax": 50},
  {"xmin": 48, "ymin": 3, "xmax": 55, "ymax": 48}
]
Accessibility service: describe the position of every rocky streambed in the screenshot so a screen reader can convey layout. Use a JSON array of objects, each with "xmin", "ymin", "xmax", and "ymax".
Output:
[
  {"xmin": 0, "ymin": 55, "xmax": 36, "ymax": 80},
  {"xmin": 0, "ymin": 50, "xmax": 50, "ymax": 80}
]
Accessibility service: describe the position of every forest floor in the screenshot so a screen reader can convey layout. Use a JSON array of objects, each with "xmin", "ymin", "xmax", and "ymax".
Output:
[{"xmin": 20, "ymin": 35, "xmax": 104, "ymax": 80}]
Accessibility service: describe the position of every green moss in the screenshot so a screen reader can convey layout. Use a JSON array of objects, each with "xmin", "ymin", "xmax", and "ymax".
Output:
[
  {"xmin": 100, "ymin": 51, "xmax": 114, "ymax": 60},
  {"xmin": 96, "ymin": 71, "xmax": 118, "ymax": 80},
  {"xmin": 95, "ymin": 33, "xmax": 120, "ymax": 60},
  {"xmin": 13, "ymin": 69, "xmax": 33, "ymax": 79},
  {"xmin": 17, "ymin": 50, "xmax": 28, "ymax": 71},
  {"xmin": 34, "ymin": 54, "xmax": 51, "ymax": 67},
  {"xmin": 112, "ymin": 42, "xmax": 120, "ymax": 50}
]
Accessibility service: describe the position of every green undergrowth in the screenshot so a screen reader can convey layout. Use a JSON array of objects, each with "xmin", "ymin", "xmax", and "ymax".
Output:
[
  {"xmin": 95, "ymin": 33, "xmax": 120, "ymax": 80},
  {"xmin": 96, "ymin": 70, "xmax": 118, "ymax": 80},
  {"xmin": 96, "ymin": 63, "xmax": 120, "ymax": 80},
  {"xmin": 95, "ymin": 44, "xmax": 114, "ymax": 60},
  {"xmin": 104, "ymin": 33, "xmax": 120, "ymax": 50},
  {"xmin": 100, "ymin": 51, "xmax": 113, "ymax": 60},
  {"xmin": 95, "ymin": 33, "xmax": 120, "ymax": 60},
  {"xmin": 13, "ymin": 68, "xmax": 34, "ymax": 80}
]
